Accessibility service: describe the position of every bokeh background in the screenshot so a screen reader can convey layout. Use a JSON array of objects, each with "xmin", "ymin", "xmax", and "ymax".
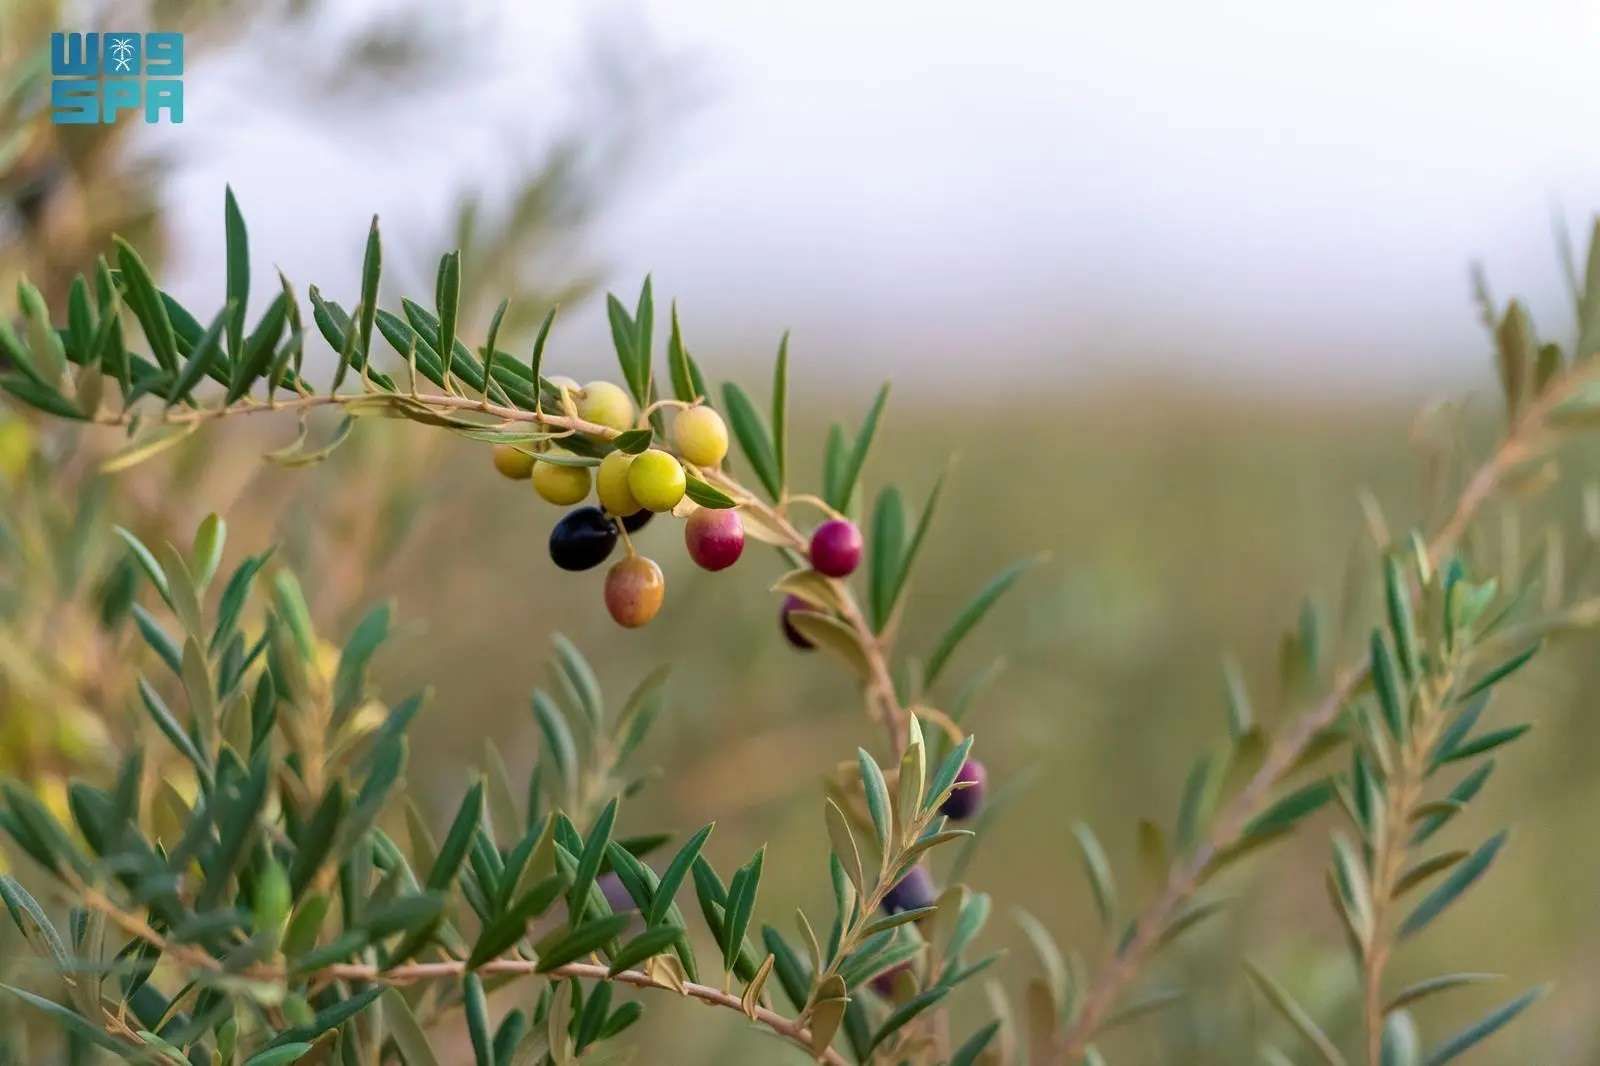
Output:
[{"xmin": 5, "ymin": 1, "xmax": 1600, "ymax": 1061}]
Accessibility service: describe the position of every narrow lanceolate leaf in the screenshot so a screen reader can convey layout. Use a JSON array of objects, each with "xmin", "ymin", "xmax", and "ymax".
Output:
[
  {"xmin": 569, "ymin": 799, "xmax": 618, "ymax": 919},
  {"xmin": 858, "ymin": 749, "xmax": 894, "ymax": 864},
  {"xmin": 646, "ymin": 823, "xmax": 714, "ymax": 927},
  {"xmin": 721, "ymin": 382, "xmax": 781, "ymax": 499},
  {"xmin": 924, "ymin": 557, "xmax": 1037, "ymax": 687},
  {"xmin": 949, "ymin": 1022, "xmax": 1001, "ymax": 1066},
  {"xmin": 435, "ymin": 252, "xmax": 461, "ymax": 385},
  {"xmin": 463, "ymin": 973, "xmax": 493, "ymax": 1066},
  {"xmin": 722, "ymin": 848, "xmax": 766, "ymax": 974},
  {"xmin": 608, "ymin": 926, "xmax": 684, "ymax": 976},
  {"xmin": 168, "ymin": 303, "xmax": 230, "ymax": 405},
  {"xmin": 382, "ymin": 989, "xmax": 441, "ymax": 1066},
  {"xmin": 1455, "ymin": 644, "xmax": 1539, "ymax": 703},
  {"xmin": 1385, "ymin": 972, "xmax": 1500, "ymax": 1012},
  {"xmin": 535, "ymin": 914, "xmax": 631, "ymax": 972},
  {"xmin": 1243, "ymin": 779, "xmax": 1335, "ymax": 840},
  {"xmin": 351, "ymin": 215, "xmax": 382, "ymax": 389},
  {"xmin": 1072, "ymin": 822, "xmax": 1117, "ymax": 928},
  {"xmin": 1399, "ymin": 831, "xmax": 1507, "ymax": 939},
  {"xmin": 115, "ymin": 237, "xmax": 180, "ymax": 371},
  {"xmin": 263, "ymin": 986, "xmax": 384, "ymax": 1050},
  {"xmin": 825, "ymin": 799, "xmax": 866, "ymax": 893},
  {"xmin": 1384, "ymin": 554, "xmax": 1418, "ymax": 680},
  {"xmin": 0, "ymin": 984, "xmax": 133, "ymax": 1055},
  {"xmin": 426, "ymin": 782, "xmax": 485, "ymax": 892},
  {"xmin": 771, "ymin": 332, "xmax": 790, "ymax": 489},
  {"xmin": 1422, "ymin": 986, "xmax": 1545, "ymax": 1065},
  {"xmin": 468, "ymin": 875, "xmax": 566, "ymax": 969},
  {"xmin": 870, "ymin": 487, "xmax": 907, "ymax": 632},
  {"xmin": 1243, "ymin": 962, "xmax": 1348, "ymax": 1066},
  {"xmin": 224, "ymin": 186, "xmax": 249, "ymax": 361},
  {"xmin": 1370, "ymin": 631, "xmax": 1407, "ymax": 740},
  {"xmin": 1435, "ymin": 724, "xmax": 1531, "ymax": 766},
  {"xmin": 834, "ymin": 383, "xmax": 890, "ymax": 513}
]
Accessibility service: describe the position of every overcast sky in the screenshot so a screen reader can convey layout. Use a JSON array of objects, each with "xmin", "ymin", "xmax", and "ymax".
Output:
[{"xmin": 158, "ymin": 0, "xmax": 1600, "ymax": 393}]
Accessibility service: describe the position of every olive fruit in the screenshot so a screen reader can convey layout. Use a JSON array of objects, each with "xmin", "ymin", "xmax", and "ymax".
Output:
[
  {"xmin": 605, "ymin": 555, "xmax": 665, "ymax": 627},
  {"xmin": 598, "ymin": 872, "xmax": 635, "ymax": 913},
  {"xmin": 532, "ymin": 450, "xmax": 592, "ymax": 505},
  {"xmin": 627, "ymin": 449, "xmax": 686, "ymax": 512},
  {"xmin": 578, "ymin": 381, "xmax": 635, "ymax": 434},
  {"xmin": 939, "ymin": 758, "xmax": 988, "ymax": 820},
  {"xmin": 870, "ymin": 960, "xmax": 913, "ymax": 999},
  {"xmin": 672, "ymin": 406, "xmax": 730, "ymax": 467},
  {"xmin": 809, "ymin": 518, "xmax": 863, "ymax": 577},
  {"xmin": 882, "ymin": 866, "xmax": 935, "ymax": 914},
  {"xmin": 492, "ymin": 443, "xmax": 534, "ymax": 480},
  {"xmin": 779, "ymin": 595, "xmax": 817, "ymax": 649},
  {"xmin": 549, "ymin": 507, "xmax": 619, "ymax": 571},
  {"xmin": 597, "ymin": 451, "xmax": 641, "ymax": 517},
  {"xmin": 684, "ymin": 507, "xmax": 744, "ymax": 571},
  {"xmin": 622, "ymin": 509, "xmax": 653, "ymax": 533}
]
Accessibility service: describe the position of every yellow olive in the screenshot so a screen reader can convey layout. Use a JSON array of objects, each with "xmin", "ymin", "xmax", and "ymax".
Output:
[
  {"xmin": 597, "ymin": 451, "xmax": 641, "ymax": 517},
  {"xmin": 532, "ymin": 450, "xmax": 592, "ymax": 505},
  {"xmin": 672, "ymin": 406, "xmax": 730, "ymax": 467},
  {"xmin": 626, "ymin": 449, "xmax": 687, "ymax": 512},
  {"xmin": 577, "ymin": 381, "xmax": 636, "ymax": 434},
  {"xmin": 492, "ymin": 443, "xmax": 535, "ymax": 480}
]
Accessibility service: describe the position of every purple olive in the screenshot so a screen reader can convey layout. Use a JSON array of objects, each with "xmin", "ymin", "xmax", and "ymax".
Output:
[
  {"xmin": 870, "ymin": 960, "xmax": 913, "ymax": 999},
  {"xmin": 940, "ymin": 758, "xmax": 988, "ymax": 821},
  {"xmin": 809, "ymin": 519, "xmax": 863, "ymax": 578},
  {"xmin": 882, "ymin": 865, "xmax": 936, "ymax": 914},
  {"xmin": 780, "ymin": 595, "xmax": 817, "ymax": 650},
  {"xmin": 622, "ymin": 509, "xmax": 653, "ymax": 533},
  {"xmin": 549, "ymin": 506, "xmax": 619, "ymax": 572},
  {"xmin": 598, "ymin": 872, "xmax": 636, "ymax": 913}
]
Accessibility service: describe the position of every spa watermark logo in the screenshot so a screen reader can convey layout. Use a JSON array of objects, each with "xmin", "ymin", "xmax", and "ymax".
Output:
[{"xmin": 50, "ymin": 32, "xmax": 184, "ymax": 124}]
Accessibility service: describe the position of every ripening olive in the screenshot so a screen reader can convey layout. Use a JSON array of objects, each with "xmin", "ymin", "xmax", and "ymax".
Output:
[
  {"xmin": 492, "ymin": 443, "xmax": 535, "ymax": 480},
  {"xmin": 780, "ymin": 595, "xmax": 817, "ymax": 650},
  {"xmin": 685, "ymin": 507, "xmax": 745, "ymax": 571},
  {"xmin": 578, "ymin": 381, "xmax": 636, "ymax": 434},
  {"xmin": 882, "ymin": 866, "xmax": 936, "ymax": 914},
  {"xmin": 549, "ymin": 507, "xmax": 619, "ymax": 571},
  {"xmin": 870, "ymin": 960, "xmax": 914, "ymax": 999},
  {"xmin": 672, "ymin": 406, "xmax": 730, "ymax": 467},
  {"xmin": 532, "ymin": 450, "xmax": 593, "ymax": 505},
  {"xmin": 597, "ymin": 451, "xmax": 642, "ymax": 517},
  {"xmin": 627, "ymin": 449, "xmax": 687, "ymax": 512},
  {"xmin": 809, "ymin": 518, "xmax": 863, "ymax": 577},
  {"xmin": 939, "ymin": 758, "xmax": 988, "ymax": 820},
  {"xmin": 605, "ymin": 555, "xmax": 666, "ymax": 628}
]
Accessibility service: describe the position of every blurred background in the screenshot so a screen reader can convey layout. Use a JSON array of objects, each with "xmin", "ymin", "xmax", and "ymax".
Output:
[{"xmin": 5, "ymin": 0, "xmax": 1600, "ymax": 1061}]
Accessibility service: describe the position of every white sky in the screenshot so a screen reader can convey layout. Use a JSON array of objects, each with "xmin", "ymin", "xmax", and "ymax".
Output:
[{"xmin": 158, "ymin": 0, "xmax": 1600, "ymax": 392}]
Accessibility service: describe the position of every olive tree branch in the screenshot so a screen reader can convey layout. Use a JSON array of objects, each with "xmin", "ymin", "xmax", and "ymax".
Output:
[
  {"xmin": 1056, "ymin": 361, "xmax": 1600, "ymax": 1061},
  {"xmin": 76, "ymin": 889, "xmax": 848, "ymax": 1065}
]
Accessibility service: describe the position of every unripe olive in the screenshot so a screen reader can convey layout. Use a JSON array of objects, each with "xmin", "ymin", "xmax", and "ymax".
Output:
[
  {"xmin": 251, "ymin": 860, "xmax": 292, "ymax": 950},
  {"xmin": 780, "ymin": 595, "xmax": 818, "ymax": 650},
  {"xmin": 627, "ymin": 449, "xmax": 687, "ymax": 512},
  {"xmin": 492, "ymin": 443, "xmax": 534, "ymax": 480},
  {"xmin": 605, "ymin": 555, "xmax": 665, "ymax": 627},
  {"xmin": 882, "ymin": 865, "xmax": 936, "ymax": 914},
  {"xmin": 672, "ymin": 406, "xmax": 730, "ymax": 467},
  {"xmin": 549, "ymin": 507, "xmax": 619, "ymax": 571},
  {"xmin": 685, "ymin": 507, "xmax": 745, "ymax": 571},
  {"xmin": 578, "ymin": 381, "xmax": 636, "ymax": 434},
  {"xmin": 809, "ymin": 518, "xmax": 863, "ymax": 577},
  {"xmin": 940, "ymin": 758, "xmax": 988, "ymax": 820},
  {"xmin": 532, "ymin": 450, "xmax": 592, "ymax": 505},
  {"xmin": 597, "ymin": 451, "xmax": 642, "ymax": 517}
]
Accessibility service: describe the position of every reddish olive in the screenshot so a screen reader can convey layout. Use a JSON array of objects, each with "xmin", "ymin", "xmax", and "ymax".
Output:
[
  {"xmin": 549, "ymin": 507, "xmax": 619, "ymax": 572},
  {"xmin": 809, "ymin": 519, "xmax": 863, "ymax": 577},
  {"xmin": 779, "ymin": 595, "xmax": 817, "ymax": 650},
  {"xmin": 684, "ymin": 507, "xmax": 745, "ymax": 571},
  {"xmin": 940, "ymin": 758, "xmax": 988, "ymax": 820},
  {"xmin": 605, "ymin": 555, "xmax": 665, "ymax": 628}
]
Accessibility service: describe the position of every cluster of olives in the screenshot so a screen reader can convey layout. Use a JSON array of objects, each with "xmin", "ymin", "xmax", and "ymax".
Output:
[{"xmin": 492, "ymin": 380, "xmax": 754, "ymax": 629}]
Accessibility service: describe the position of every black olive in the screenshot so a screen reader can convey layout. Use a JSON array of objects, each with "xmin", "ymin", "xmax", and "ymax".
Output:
[
  {"xmin": 549, "ymin": 507, "xmax": 619, "ymax": 571},
  {"xmin": 621, "ymin": 509, "xmax": 653, "ymax": 533}
]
